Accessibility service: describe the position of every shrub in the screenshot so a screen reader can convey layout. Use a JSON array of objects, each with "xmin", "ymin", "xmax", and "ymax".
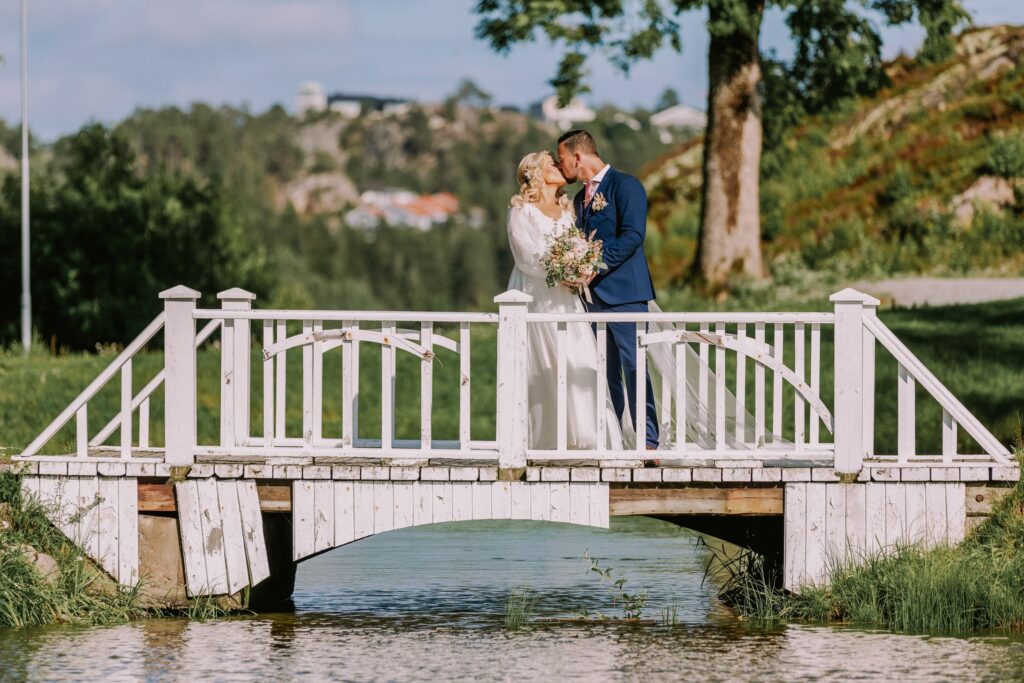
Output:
[{"xmin": 986, "ymin": 134, "xmax": 1024, "ymax": 178}]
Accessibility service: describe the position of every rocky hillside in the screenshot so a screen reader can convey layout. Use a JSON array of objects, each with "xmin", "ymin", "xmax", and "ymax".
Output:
[{"xmin": 643, "ymin": 25, "xmax": 1024, "ymax": 288}]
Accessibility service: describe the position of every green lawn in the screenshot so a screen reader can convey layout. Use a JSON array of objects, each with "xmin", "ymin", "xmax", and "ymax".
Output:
[{"xmin": 2, "ymin": 299, "xmax": 1021, "ymax": 457}]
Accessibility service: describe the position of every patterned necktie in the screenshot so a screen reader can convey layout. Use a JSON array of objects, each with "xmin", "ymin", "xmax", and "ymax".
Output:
[{"xmin": 585, "ymin": 179, "xmax": 598, "ymax": 204}]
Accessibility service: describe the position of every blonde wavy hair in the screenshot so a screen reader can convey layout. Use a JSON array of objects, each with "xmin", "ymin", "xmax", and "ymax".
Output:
[{"xmin": 510, "ymin": 151, "xmax": 573, "ymax": 214}]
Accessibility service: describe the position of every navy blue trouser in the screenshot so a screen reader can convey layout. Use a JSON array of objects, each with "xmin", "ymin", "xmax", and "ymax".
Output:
[{"xmin": 585, "ymin": 297, "xmax": 659, "ymax": 448}]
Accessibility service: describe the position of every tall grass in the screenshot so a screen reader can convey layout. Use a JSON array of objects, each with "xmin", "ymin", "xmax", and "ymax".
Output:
[
  {"xmin": 723, "ymin": 450, "xmax": 1024, "ymax": 634},
  {"xmin": 0, "ymin": 472, "xmax": 146, "ymax": 628},
  {"xmin": 504, "ymin": 586, "xmax": 537, "ymax": 630}
]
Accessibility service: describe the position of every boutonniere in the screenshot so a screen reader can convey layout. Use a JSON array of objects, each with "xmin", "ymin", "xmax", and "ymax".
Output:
[{"xmin": 591, "ymin": 192, "xmax": 608, "ymax": 212}]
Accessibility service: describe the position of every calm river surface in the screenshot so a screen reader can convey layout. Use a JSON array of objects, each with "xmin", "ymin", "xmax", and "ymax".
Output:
[{"xmin": 2, "ymin": 517, "xmax": 1024, "ymax": 682}]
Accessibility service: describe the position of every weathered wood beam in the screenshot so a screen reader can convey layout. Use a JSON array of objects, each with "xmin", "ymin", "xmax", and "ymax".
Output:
[
  {"xmin": 609, "ymin": 487, "xmax": 782, "ymax": 516},
  {"xmin": 139, "ymin": 482, "xmax": 293, "ymax": 513}
]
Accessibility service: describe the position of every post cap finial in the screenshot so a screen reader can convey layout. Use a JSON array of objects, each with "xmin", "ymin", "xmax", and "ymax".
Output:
[
  {"xmin": 159, "ymin": 285, "xmax": 201, "ymax": 301},
  {"xmin": 217, "ymin": 287, "xmax": 257, "ymax": 301},
  {"xmin": 829, "ymin": 288, "xmax": 880, "ymax": 306},
  {"xmin": 493, "ymin": 289, "xmax": 534, "ymax": 304}
]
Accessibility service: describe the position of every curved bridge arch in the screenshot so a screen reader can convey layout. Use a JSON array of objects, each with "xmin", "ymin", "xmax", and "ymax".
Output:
[
  {"xmin": 290, "ymin": 480, "xmax": 609, "ymax": 562},
  {"xmin": 640, "ymin": 329, "xmax": 834, "ymax": 434},
  {"xmin": 263, "ymin": 326, "xmax": 462, "ymax": 362}
]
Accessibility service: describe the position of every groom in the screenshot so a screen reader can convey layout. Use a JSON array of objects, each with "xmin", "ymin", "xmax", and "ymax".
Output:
[{"xmin": 556, "ymin": 129, "xmax": 659, "ymax": 452}]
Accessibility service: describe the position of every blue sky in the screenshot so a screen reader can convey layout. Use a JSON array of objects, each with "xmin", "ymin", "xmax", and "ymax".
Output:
[{"xmin": 1, "ymin": 0, "xmax": 1022, "ymax": 140}]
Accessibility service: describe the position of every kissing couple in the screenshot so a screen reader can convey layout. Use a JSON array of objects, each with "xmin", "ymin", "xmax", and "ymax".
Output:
[{"xmin": 505, "ymin": 128, "xmax": 672, "ymax": 458}]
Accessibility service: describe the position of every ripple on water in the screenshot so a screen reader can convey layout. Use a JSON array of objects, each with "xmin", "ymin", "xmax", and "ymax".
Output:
[{"xmin": 2, "ymin": 518, "xmax": 1024, "ymax": 682}]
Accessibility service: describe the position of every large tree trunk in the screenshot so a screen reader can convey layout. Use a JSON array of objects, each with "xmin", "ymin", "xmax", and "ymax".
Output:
[{"xmin": 695, "ymin": 1, "xmax": 765, "ymax": 288}]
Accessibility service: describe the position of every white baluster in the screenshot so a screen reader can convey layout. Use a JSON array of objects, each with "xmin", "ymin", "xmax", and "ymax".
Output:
[
  {"xmin": 218, "ymin": 288, "xmax": 255, "ymax": 448},
  {"xmin": 596, "ymin": 322, "xmax": 607, "ymax": 451},
  {"xmin": 772, "ymin": 324, "xmax": 784, "ymax": 442},
  {"xmin": 262, "ymin": 321, "xmax": 274, "ymax": 448},
  {"xmin": 794, "ymin": 322, "xmax": 805, "ymax": 449},
  {"xmin": 635, "ymin": 321, "xmax": 647, "ymax": 454},
  {"xmin": 420, "ymin": 322, "xmax": 433, "ymax": 450},
  {"xmin": 735, "ymin": 323, "xmax": 747, "ymax": 443},
  {"xmin": 898, "ymin": 363, "xmax": 915, "ymax": 461},
  {"xmin": 557, "ymin": 321, "xmax": 568, "ymax": 452},
  {"xmin": 302, "ymin": 320, "xmax": 313, "ymax": 446},
  {"xmin": 810, "ymin": 323, "xmax": 821, "ymax": 445},
  {"xmin": 675, "ymin": 326, "xmax": 686, "ymax": 453},
  {"xmin": 755, "ymin": 322, "xmax": 765, "ymax": 446},
  {"xmin": 76, "ymin": 405, "xmax": 88, "ymax": 458},
  {"xmin": 698, "ymin": 322, "xmax": 709, "ymax": 425},
  {"xmin": 862, "ymin": 298, "xmax": 878, "ymax": 458},
  {"xmin": 139, "ymin": 397, "xmax": 149, "ymax": 449},
  {"xmin": 942, "ymin": 409, "xmax": 957, "ymax": 462},
  {"xmin": 459, "ymin": 322, "xmax": 471, "ymax": 450},
  {"xmin": 381, "ymin": 322, "xmax": 396, "ymax": 451},
  {"xmin": 275, "ymin": 320, "xmax": 287, "ymax": 441},
  {"xmin": 312, "ymin": 320, "xmax": 323, "ymax": 445},
  {"xmin": 715, "ymin": 323, "xmax": 725, "ymax": 451}
]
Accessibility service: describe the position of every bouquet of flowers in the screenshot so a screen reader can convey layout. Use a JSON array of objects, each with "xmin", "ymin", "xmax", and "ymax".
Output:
[{"xmin": 541, "ymin": 226, "xmax": 607, "ymax": 300}]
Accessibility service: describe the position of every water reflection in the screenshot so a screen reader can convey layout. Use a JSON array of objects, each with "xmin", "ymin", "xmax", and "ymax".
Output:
[{"xmin": 2, "ymin": 517, "xmax": 1023, "ymax": 682}]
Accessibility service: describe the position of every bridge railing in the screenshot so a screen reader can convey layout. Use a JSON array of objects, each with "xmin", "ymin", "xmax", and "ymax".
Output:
[
  {"xmin": 15, "ymin": 285, "xmax": 1012, "ymax": 474},
  {"xmin": 514, "ymin": 308, "xmax": 837, "ymax": 465},
  {"xmin": 189, "ymin": 294, "xmax": 500, "ymax": 464}
]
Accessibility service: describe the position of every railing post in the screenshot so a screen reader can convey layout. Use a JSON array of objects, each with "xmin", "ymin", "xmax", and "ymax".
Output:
[
  {"xmin": 160, "ymin": 285, "xmax": 201, "ymax": 467},
  {"xmin": 829, "ymin": 288, "xmax": 880, "ymax": 480},
  {"xmin": 495, "ymin": 290, "xmax": 532, "ymax": 472},
  {"xmin": 218, "ymin": 288, "xmax": 256, "ymax": 448}
]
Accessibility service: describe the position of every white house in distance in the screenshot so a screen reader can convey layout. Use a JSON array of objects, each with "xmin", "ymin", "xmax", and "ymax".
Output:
[
  {"xmin": 296, "ymin": 82, "xmax": 328, "ymax": 118},
  {"xmin": 541, "ymin": 95, "xmax": 596, "ymax": 130},
  {"xmin": 650, "ymin": 103, "xmax": 707, "ymax": 143}
]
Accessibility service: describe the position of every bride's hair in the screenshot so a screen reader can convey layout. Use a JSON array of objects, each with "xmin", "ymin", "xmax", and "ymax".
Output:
[{"xmin": 510, "ymin": 151, "xmax": 572, "ymax": 213}]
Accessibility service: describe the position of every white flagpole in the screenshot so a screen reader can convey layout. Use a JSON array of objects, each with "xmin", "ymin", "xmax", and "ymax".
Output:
[{"xmin": 20, "ymin": 0, "xmax": 31, "ymax": 353}]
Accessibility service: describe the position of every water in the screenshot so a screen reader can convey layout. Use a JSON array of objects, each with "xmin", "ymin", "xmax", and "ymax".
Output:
[{"xmin": 3, "ymin": 517, "xmax": 1024, "ymax": 682}]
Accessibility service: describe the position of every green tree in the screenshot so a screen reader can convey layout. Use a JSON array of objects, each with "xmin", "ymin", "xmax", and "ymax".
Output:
[
  {"xmin": 0, "ymin": 124, "xmax": 265, "ymax": 349},
  {"xmin": 656, "ymin": 87, "xmax": 681, "ymax": 111},
  {"xmin": 475, "ymin": 0, "xmax": 970, "ymax": 289}
]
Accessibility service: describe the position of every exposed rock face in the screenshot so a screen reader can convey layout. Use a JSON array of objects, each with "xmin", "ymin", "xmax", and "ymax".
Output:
[
  {"xmin": 833, "ymin": 26, "xmax": 1024, "ymax": 149},
  {"xmin": 16, "ymin": 544, "xmax": 60, "ymax": 581},
  {"xmin": 277, "ymin": 172, "xmax": 359, "ymax": 214},
  {"xmin": 951, "ymin": 175, "xmax": 1019, "ymax": 225}
]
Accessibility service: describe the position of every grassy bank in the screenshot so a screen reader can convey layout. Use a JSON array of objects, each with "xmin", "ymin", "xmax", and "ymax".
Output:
[
  {"xmin": 0, "ymin": 471, "xmax": 146, "ymax": 628},
  {"xmin": 2, "ymin": 298, "xmax": 1021, "ymax": 458},
  {"xmin": 723, "ymin": 448, "xmax": 1024, "ymax": 634}
]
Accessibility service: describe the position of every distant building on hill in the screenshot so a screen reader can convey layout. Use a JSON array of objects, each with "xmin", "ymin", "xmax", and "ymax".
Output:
[
  {"xmin": 650, "ymin": 103, "xmax": 707, "ymax": 142},
  {"xmin": 346, "ymin": 190, "xmax": 462, "ymax": 231},
  {"xmin": 538, "ymin": 95, "xmax": 596, "ymax": 130},
  {"xmin": 296, "ymin": 82, "xmax": 328, "ymax": 117},
  {"xmin": 294, "ymin": 82, "xmax": 412, "ymax": 118}
]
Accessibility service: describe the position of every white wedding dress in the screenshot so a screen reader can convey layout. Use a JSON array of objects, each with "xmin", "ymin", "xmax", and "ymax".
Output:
[
  {"xmin": 506, "ymin": 203, "xmax": 630, "ymax": 451},
  {"xmin": 506, "ymin": 202, "xmax": 773, "ymax": 453}
]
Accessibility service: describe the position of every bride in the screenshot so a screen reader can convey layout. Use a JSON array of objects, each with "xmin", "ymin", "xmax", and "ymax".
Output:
[{"xmin": 506, "ymin": 151, "xmax": 629, "ymax": 451}]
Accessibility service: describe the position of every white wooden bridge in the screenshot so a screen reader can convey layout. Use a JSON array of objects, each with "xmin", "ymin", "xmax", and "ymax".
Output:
[{"xmin": 11, "ymin": 286, "xmax": 1018, "ymax": 603}]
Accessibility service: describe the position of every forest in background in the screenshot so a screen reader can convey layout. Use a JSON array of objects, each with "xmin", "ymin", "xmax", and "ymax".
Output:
[{"xmin": 0, "ymin": 91, "xmax": 671, "ymax": 350}]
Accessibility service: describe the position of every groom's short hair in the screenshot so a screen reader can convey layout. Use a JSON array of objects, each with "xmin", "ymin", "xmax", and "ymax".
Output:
[{"xmin": 558, "ymin": 129, "xmax": 598, "ymax": 156}]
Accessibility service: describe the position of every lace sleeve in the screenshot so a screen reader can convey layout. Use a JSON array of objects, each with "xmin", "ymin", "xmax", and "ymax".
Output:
[{"xmin": 506, "ymin": 207, "xmax": 549, "ymax": 279}]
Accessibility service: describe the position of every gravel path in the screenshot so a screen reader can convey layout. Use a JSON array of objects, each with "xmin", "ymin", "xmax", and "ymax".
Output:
[{"xmin": 850, "ymin": 277, "xmax": 1024, "ymax": 307}]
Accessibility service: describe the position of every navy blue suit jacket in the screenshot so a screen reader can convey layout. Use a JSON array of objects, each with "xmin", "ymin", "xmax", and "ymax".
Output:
[{"xmin": 574, "ymin": 167, "xmax": 656, "ymax": 306}]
